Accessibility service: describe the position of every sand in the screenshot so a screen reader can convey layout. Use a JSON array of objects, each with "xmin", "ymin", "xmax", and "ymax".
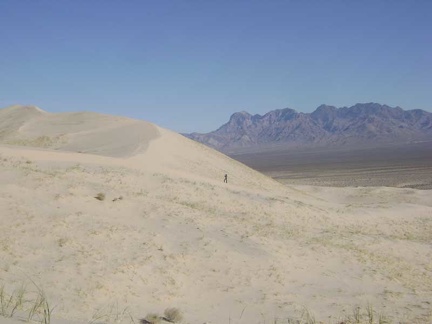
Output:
[{"xmin": 0, "ymin": 106, "xmax": 431, "ymax": 324}]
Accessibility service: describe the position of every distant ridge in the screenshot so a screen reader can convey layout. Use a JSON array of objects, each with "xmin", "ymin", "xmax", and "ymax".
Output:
[{"xmin": 185, "ymin": 103, "xmax": 432, "ymax": 152}]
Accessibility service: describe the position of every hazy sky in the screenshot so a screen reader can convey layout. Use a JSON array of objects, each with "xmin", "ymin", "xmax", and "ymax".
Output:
[{"xmin": 1, "ymin": 0, "xmax": 431, "ymax": 133}]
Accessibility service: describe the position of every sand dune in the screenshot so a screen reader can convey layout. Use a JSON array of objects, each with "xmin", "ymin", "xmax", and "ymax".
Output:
[
  {"xmin": 0, "ymin": 106, "xmax": 159, "ymax": 157},
  {"xmin": 0, "ymin": 106, "xmax": 431, "ymax": 323}
]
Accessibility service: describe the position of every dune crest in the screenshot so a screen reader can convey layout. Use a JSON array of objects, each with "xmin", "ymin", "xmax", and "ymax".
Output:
[{"xmin": 0, "ymin": 105, "xmax": 160, "ymax": 157}]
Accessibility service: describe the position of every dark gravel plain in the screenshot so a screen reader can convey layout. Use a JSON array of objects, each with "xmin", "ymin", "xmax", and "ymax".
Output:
[{"xmin": 230, "ymin": 141, "xmax": 432, "ymax": 189}]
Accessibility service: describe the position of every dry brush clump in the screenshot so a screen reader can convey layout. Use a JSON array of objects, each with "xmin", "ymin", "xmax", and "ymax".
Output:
[
  {"xmin": 141, "ymin": 313, "xmax": 162, "ymax": 324},
  {"xmin": 163, "ymin": 307, "xmax": 183, "ymax": 323},
  {"xmin": 95, "ymin": 192, "xmax": 106, "ymax": 201},
  {"xmin": 141, "ymin": 307, "xmax": 183, "ymax": 324}
]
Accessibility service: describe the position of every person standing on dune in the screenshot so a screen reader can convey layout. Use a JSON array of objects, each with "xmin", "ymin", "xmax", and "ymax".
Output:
[{"xmin": 224, "ymin": 174, "xmax": 228, "ymax": 183}]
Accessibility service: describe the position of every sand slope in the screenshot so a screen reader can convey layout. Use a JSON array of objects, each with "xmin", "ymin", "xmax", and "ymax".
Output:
[
  {"xmin": 0, "ymin": 105, "xmax": 159, "ymax": 157},
  {"xmin": 0, "ymin": 106, "xmax": 431, "ymax": 323}
]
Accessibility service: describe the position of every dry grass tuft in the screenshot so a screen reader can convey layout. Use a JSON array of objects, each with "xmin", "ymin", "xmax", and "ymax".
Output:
[
  {"xmin": 0, "ymin": 282, "xmax": 53, "ymax": 324},
  {"xmin": 0, "ymin": 284, "xmax": 26, "ymax": 318}
]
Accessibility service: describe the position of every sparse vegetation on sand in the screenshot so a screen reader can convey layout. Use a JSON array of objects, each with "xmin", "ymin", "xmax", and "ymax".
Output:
[
  {"xmin": 0, "ymin": 289, "xmax": 425, "ymax": 324},
  {"xmin": 0, "ymin": 282, "xmax": 53, "ymax": 324},
  {"xmin": 0, "ymin": 284, "xmax": 25, "ymax": 318}
]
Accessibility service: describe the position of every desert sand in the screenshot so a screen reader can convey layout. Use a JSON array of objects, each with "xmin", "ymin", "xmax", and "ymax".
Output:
[{"xmin": 0, "ymin": 106, "xmax": 431, "ymax": 323}]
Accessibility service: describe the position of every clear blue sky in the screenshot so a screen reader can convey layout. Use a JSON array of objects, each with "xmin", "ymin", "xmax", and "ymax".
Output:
[{"xmin": 1, "ymin": 0, "xmax": 431, "ymax": 133}]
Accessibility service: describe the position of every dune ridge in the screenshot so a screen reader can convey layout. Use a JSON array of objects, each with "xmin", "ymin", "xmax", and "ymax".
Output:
[
  {"xmin": 0, "ymin": 105, "xmax": 159, "ymax": 157},
  {"xmin": 0, "ymin": 106, "xmax": 431, "ymax": 323}
]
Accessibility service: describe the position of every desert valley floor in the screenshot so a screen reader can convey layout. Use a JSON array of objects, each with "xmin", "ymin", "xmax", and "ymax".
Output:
[
  {"xmin": 0, "ymin": 106, "xmax": 431, "ymax": 324},
  {"xmin": 231, "ymin": 141, "xmax": 432, "ymax": 190}
]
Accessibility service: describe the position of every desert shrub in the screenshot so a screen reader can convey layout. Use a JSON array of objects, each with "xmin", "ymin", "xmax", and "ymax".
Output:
[
  {"xmin": 141, "ymin": 313, "xmax": 161, "ymax": 324},
  {"xmin": 95, "ymin": 192, "xmax": 105, "ymax": 201},
  {"xmin": 163, "ymin": 307, "xmax": 183, "ymax": 323}
]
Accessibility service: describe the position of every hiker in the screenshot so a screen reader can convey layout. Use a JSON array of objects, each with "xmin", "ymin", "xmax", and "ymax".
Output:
[{"xmin": 224, "ymin": 174, "xmax": 228, "ymax": 183}]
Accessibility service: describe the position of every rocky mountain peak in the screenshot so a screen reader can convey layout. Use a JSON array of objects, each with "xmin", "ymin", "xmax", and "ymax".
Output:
[
  {"xmin": 228, "ymin": 111, "xmax": 252, "ymax": 122},
  {"xmin": 185, "ymin": 103, "xmax": 432, "ymax": 152}
]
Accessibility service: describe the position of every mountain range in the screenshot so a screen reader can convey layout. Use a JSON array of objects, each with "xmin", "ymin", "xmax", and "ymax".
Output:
[{"xmin": 185, "ymin": 103, "xmax": 432, "ymax": 152}]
